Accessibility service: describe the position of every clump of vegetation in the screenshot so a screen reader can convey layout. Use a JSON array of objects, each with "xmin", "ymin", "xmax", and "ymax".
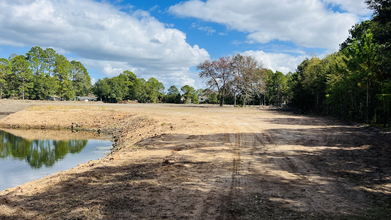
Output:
[{"xmin": 0, "ymin": 46, "xmax": 92, "ymax": 101}]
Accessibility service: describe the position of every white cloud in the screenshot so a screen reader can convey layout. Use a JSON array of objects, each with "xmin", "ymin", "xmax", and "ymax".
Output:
[
  {"xmin": 0, "ymin": 0, "xmax": 210, "ymax": 88},
  {"xmin": 191, "ymin": 22, "xmax": 216, "ymax": 35},
  {"xmin": 149, "ymin": 5, "xmax": 159, "ymax": 12},
  {"xmin": 91, "ymin": 77, "xmax": 96, "ymax": 85},
  {"xmin": 241, "ymin": 50, "xmax": 308, "ymax": 74},
  {"xmin": 323, "ymin": 0, "xmax": 371, "ymax": 16},
  {"xmin": 165, "ymin": 23, "xmax": 175, "ymax": 28},
  {"xmin": 198, "ymin": 26, "xmax": 216, "ymax": 35},
  {"xmin": 169, "ymin": 0, "xmax": 363, "ymax": 50}
]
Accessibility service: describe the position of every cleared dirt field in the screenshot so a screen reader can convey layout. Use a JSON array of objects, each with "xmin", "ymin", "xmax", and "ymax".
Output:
[{"xmin": 1, "ymin": 100, "xmax": 391, "ymax": 219}]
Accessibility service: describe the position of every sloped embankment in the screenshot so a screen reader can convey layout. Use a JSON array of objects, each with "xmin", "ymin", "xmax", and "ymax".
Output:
[
  {"xmin": 0, "ymin": 108, "xmax": 172, "ymax": 219},
  {"xmin": 0, "ymin": 107, "xmax": 167, "ymax": 149}
]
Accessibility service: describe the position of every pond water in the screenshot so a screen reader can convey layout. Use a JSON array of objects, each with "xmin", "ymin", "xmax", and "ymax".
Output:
[{"xmin": 0, "ymin": 129, "xmax": 113, "ymax": 191}]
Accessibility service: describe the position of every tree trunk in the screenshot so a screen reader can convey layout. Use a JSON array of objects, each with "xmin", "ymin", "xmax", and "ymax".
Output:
[
  {"xmin": 243, "ymin": 94, "xmax": 247, "ymax": 107},
  {"xmin": 22, "ymin": 78, "xmax": 25, "ymax": 100},
  {"xmin": 264, "ymin": 94, "xmax": 266, "ymax": 106},
  {"xmin": 219, "ymin": 91, "xmax": 224, "ymax": 107},
  {"xmin": 384, "ymin": 105, "xmax": 388, "ymax": 128},
  {"xmin": 259, "ymin": 95, "xmax": 262, "ymax": 106},
  {"xmin": 234, "ymin": 93, "xmax": 237, "ymax": 107},
  {"xmin": 366, "ymin": 78, "xmax": 369, "ymax": 124}
]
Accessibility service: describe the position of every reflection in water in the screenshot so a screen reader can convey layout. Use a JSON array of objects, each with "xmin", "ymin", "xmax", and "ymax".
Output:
[
  {"xmin": 0, "ymin": 130, "xmax": 87, "ymax": 169},
  {"xmin": 0, "ymin": 129, "xmax": 113, "ymax": 191}
]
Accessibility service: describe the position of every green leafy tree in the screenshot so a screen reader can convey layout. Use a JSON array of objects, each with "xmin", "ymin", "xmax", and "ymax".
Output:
[
  {"xmin": 54, "ymin": 55, "xmax": 74, "ymax": 100},
  {"xmin": 366, "ymin": 0, "xmax": 391, "ymax": 51},
  {"xmin": 108, "ymin": 77, "xmax": 128, "ymax": 102},
  {"xmin": 26, "ymin": 46, "xmax": 58, "ymax": 100},
  {"xmin": 340, "ymin": 21, "xmax": 373, "ymax": 50},
  {"xmin": 168, "ymin": 85, "xmax": 180, "ymax": 95},
  {"xmin": 206, "ymin": 92, "xmax": 219, "ymax": 104},
  {"xmin": 181, "ymin": 85, "xmax": 196, "ymax": 104},
  {"xmin": 146, "ymin": 77, "xmax": 165, "ymax": 103},
  {"xmin": 0, "ymin": 58, "xmax": 11, "ymax": 99},
  {"xmin": 93, "ymin": 78, "xmax": 111, "ymax": 102},
  {"xmin": 164, "ymin": 85, "xmax": 181, "ymax": 103},
  {"xmin": 70, "ymin": 60, "xmax": 92, "ymax": 96},
  {"xmin": 116, "ymin": 70, "xmax": 137, "ymax": 100},
  {"xmin": 344, "ymin": 29, "xmax": 381, "ymax": 123},
  {"xmin": 11, "ymin": 55, "xmax": 33, "ymax": 100},
  {"xmin": 44, "ymin": 48, "xmax": 57, "ymax": 77},
  {"xmin": 134, "ymin": 78, "xmax": 148, "ymax": 103},
  {"xmin": 26, "ymin": 46, "xmax": 47, "ymax": 76}
]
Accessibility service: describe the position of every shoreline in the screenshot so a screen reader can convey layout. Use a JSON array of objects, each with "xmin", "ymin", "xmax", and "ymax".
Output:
[{"xmin": 0, "ymin": 106, "xmax": 167, "ymax": 192}]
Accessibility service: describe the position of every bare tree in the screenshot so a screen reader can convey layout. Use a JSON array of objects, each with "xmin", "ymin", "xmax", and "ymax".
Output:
[
  {"xmin": 238, "ymin": 55, "xmax": 262, "ymax": 107},
  {"xmin": 252, "ymin": 68, "xmax": 267, "ymax": 106},
  {"xmin": 197, "ymin": 56, "xmax": 233, "ymax": 106},
  {"xmin": 199, "ymin": 54, "xmax": 265, "ymax": 107},
  {"xmin": 231, "ymin": 54, "xmax": 245, "ymax": 107}
]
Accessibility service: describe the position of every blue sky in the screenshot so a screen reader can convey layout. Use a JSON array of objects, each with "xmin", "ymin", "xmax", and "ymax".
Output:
[{"xmin": 0, "ymin": 0, "xmax": 373, "ymax": 89}]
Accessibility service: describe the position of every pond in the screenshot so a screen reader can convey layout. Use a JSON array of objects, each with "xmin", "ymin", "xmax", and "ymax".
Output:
[{"xmin": 0, "ymin": 129, "xmax": 113, "ymax": 192}]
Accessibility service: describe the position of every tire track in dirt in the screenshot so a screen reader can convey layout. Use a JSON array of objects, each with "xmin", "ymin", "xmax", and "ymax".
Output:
[
  {"xmin": 214, "ymin": 121, "xmax": 268, "ymax": 219},
  {"xmin": 247, "ymin": 116, "xmax": 362, "ymax": 214},
  {"xmin": 155, "ymin": 116, "xmax": 231, "ymax": 220},
  {"xmin": 195, "ymin": 120, "xmax": 234, "ymax": 219}
]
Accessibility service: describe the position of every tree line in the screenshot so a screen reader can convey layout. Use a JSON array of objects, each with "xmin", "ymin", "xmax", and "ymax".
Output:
[
  {"xmin": 92, "ymin": 70, "xmax": 204, "ymax": 104},
  {"xmin": 288, "ymin": 0, "xmax": 391, "ymax": 126},
  {"xmin": 0, "ymin": 46, "xmax": 92, "ymax": 100},
  {"xmin": 197, "ymin": 1, "xmax": 391, "ymax": 127},
  {"xmin": 0, "ymin": 46, "xmax": 204, "ymax": 104}
]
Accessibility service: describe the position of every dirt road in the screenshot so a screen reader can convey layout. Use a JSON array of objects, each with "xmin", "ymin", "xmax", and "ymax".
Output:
[{"xmin": 1, "ymin": 101, "xmax": 391, "ymax": 219}]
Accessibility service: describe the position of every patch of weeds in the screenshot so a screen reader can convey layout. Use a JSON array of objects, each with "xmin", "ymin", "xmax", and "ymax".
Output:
[
  {"xmin": 161, "ymin": 122, "xmax": 167, "ymax": 126},
  {"xmin": 26, "ymin": 106, "xmax": 36, "ymax": 111}
]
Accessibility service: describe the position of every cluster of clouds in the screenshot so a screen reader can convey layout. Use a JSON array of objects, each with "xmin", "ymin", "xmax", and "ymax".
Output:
[
  {"xmin": 0, "ymin": 0, "xmax": 373, "ymax": 88},
  {"xmin": 168, "ymin": 0, "xmax": 372, "ymax": 75},
  {"xmin": 0, "ymin": 0, "xmax": 209, "ymax": 87},
  {"xmin": 169, "ymin": 0, "xmax": 370, "ymax": 50}
]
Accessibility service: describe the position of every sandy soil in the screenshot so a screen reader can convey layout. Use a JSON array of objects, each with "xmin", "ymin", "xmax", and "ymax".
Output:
[
  {"xmin": 1, "ymin": 101, "xmax": 391, "ymax": 219},
  {"xmin": 0, "ymin": 128, "xmax": 109, "ymax": 141}
]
